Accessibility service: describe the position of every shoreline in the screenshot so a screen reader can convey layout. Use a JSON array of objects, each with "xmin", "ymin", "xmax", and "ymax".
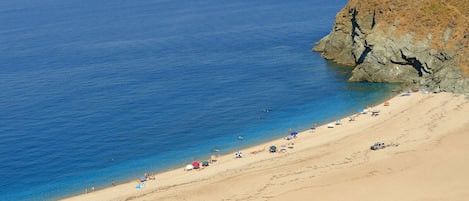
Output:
[
  {"xmin": 58, "ymin": 91, "xmax": 396, "ymax": 199},
  {"xmin": 56, "ymin": 90, "xmax": 398, "ymax": 200},
  {"xmin": 61, "ymin": 91, "xmax": 469, "ymax": 201}
]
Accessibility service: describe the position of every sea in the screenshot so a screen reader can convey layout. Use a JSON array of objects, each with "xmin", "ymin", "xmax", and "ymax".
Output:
[{"xmin": 0, "ymin": 0, "xmax": 397, "ymax": 200}]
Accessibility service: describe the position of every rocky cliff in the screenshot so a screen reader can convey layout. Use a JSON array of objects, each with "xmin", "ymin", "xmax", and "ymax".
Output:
[{"xmin": 313, "ymin": 0, "xmax": 469, "ymax": 93}]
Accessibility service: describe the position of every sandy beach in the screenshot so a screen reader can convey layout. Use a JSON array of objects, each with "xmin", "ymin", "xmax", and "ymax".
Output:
[{"xmin": 61, "ymin": 92, "xmax": 469, "ymax": 201}]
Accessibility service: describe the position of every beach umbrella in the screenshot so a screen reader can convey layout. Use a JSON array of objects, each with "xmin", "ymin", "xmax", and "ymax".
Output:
[
  {"xmin": 202, "ymin": 161, "xmax": 210, "ymax": 166},
  {"xmin": 192, "ymin": 161, "xmax": 200, "ymax": 169},
  {"xmin": 139, "ymin": 176, "xmax": 147, "ymax": 182},
  {"xmin": 235, "ymin": 151, "xmax": 243, "ymax": 158},
  {"xmin": 269, "ymin": 146, "xmax": 277, "ymax": 153},
  {"xmin": 290, "ymin": 131, "xmax": 298, "ymax": 136},
  {"xmin": 185, "ymin": 164, "xmax": 194, "ymax": 171}
]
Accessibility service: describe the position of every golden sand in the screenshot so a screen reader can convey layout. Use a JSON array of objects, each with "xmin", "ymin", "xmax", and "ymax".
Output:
[{"xmin": 61, "ymin": 92, "xmax": 469, "ymax": 201}]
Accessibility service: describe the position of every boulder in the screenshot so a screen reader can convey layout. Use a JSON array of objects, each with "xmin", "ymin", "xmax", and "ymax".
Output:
[{"xmin": 314, "ymin": 0, "xmax": 469, "ymax": 93}]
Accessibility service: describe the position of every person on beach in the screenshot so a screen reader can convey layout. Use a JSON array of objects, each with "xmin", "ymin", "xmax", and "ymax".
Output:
[
  {"xmin": 112, "ymin": 180, "xmax": 115, "ymax": 187},
  {"xmin": 311, "ymin": 123, "xmax": 317, "ymax": 132}
]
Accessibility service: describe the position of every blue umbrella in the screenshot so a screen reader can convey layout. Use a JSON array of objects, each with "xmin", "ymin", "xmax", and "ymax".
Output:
[
  {"xmin": 139, "ymin": 176, "xmax": 147, "ymax": 182},
  {"xmin": 290, "ymin": 131, "xmax": 298, "ymax": 136}
]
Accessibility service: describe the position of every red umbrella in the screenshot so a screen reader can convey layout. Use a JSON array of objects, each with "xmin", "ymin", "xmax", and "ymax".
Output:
[{"xmin": 192, "ymin": 161, "xmax": 200, "ymax": 169}]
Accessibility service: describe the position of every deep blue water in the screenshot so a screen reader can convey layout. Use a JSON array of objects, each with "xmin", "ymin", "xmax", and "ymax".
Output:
[{"xmin": 0, "ymin": 0, "xmax": 397, "ymax": 200}]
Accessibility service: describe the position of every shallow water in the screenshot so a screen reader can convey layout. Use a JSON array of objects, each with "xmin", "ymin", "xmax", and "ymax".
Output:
[{"xmin": 0, "ymin": 0, "xmax": 397, "ymax": 200}]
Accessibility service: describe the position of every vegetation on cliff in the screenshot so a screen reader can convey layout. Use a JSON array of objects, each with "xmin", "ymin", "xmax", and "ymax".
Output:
[{"xmin": 314, "ymin": 0, "xmax": 469, "ymax": 93}]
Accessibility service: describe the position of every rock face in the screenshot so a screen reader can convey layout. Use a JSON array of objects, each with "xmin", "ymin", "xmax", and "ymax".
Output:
[{"xmin": 314, "ymin": 0, "xmax": 469, "ymax": 93}]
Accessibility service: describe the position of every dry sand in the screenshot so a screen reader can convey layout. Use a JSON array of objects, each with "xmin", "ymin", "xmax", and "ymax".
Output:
[{"xmin": 61, "ymin": 92, "xmax": 469, "ymax": 201}]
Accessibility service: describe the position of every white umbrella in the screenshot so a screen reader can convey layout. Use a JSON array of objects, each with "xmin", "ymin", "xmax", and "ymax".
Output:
[
  {"xmin": 235, "ymin": 151, "xmax": 243, "ymax": 158},
  {"xmin": 185, "ymin": 164, "xmax": 194, "ymax": 171}
]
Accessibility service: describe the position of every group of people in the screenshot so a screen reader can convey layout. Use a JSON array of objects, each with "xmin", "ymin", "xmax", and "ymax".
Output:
[
  {"xmin": 83, "ymin": 186, "xmax": 95, "ymax": 194},
  {"xmin": 136, "ymin": 172, "xmax": 156, "ymax": 189},
  {"xmin": 144, "ymin": 172, "xmax": 156, "ymax": 181}
]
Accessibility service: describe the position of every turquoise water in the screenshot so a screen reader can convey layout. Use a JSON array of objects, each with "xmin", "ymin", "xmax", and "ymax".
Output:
[{"xmin": 0, "ymin": 0, "xmax": 397, "ymax": 200}]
